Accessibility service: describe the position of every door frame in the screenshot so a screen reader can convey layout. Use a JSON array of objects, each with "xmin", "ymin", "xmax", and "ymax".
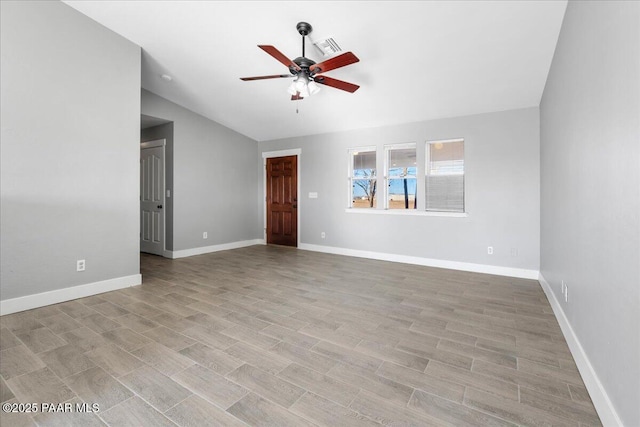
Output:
[
  {"xmin": 262, "ymin": 149, "xmax": 301, "ymax": 247},
  {"xmin": 140, "ymin": 138, "xmax": 167, "ymax": 257}
]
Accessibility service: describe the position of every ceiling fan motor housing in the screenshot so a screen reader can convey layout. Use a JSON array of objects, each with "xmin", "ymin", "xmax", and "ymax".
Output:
[{"xmin": 290, "ymin": 57, "xmax": 317, "ymax": 76}]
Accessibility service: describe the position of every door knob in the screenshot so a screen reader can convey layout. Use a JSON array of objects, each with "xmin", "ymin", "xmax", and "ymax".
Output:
[{"xmin": 157, "ymin": 205, "xmax": 163, "ymax": 209}]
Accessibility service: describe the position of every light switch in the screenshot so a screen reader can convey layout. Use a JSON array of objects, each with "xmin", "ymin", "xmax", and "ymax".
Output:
[
  {"xmin": 166, "ymin": 189, "xmax": 171, "ymax": 198},
  {"xmin": 309, "ymin": 192, "xmax": 318, "ymax": 199}
]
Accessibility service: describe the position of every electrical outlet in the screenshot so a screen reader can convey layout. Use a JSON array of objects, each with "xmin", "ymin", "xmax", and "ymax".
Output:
[
  {"xmin": 487, "ymin": 246, "xmax": 493, "ymax": 255},
  {"xmin": 321, "ymin": 232, "xmax": 326, "ymax": 239},
  {"xmin": 511, "ymin": 248, "xmax": 518, "ymax": 257},
  {"xmin": 203, "ymin": 232, "xmax": 208, "ymax": 239},
  {"xmin": 76, "ymin": 259, "xmax": 85, "ymax": 272}
]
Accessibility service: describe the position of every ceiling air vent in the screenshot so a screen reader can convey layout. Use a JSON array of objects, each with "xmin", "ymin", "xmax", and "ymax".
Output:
[{"xmin": 312, "ymin": 37, "xmax": 342, "ymax": 57}]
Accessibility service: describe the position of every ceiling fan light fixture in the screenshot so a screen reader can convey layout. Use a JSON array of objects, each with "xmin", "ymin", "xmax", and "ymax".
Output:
[
  {"xmin": 298, "ymin": 82, "xmax": 311, "ymax": 98},
  {"xmin": 307, "ymin": 79, "xmax": 321, "ymax": 95},
  {"xmin": 287, "ymin": 73, "xmax": 314, "ymax": 98},
  {"xmin": 294, "ymin": 74, "xmax": 309, "ymax": 92},
  {"xmin": 287, "ymin": 81, "xmax": 298, "ymax": 95}
]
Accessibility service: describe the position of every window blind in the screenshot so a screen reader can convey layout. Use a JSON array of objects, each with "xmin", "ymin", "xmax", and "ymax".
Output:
[{"xmin": 426, "ymin": 140, "xmax": 464, "ymax": 212}]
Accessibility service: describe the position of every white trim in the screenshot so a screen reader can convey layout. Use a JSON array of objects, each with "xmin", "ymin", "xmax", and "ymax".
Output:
[
  {"xmin": 426, "ymin": 137, "xmax": 465, "ymax": 145},
  {"xmin": 166, "ymin": 239, "xmax": 265, "ymax": 259},
  {"xmin": 298, "ymin": 243, "xmax": 538, "ymax": 280},
  {"xmin": 348, "ymin": 146, "xmax": 377, "ymax": 156},
  {"xmin": 162, "ymin": 250, "xmax": 174, "ymax": 258},
  {"xmin": 262, "ymin": 149, "xmax": 301, "ymax": 247},
  {"xmin": 140, "ymin": 138, "xmax": 166, "ymax": 149},
  {"xmin": 345, "ymin": 208, "xmax": 467, "ymax": 217},
  {"xmin": 538, "ymin": 274, "xmax": 622, "ymax": 427},
  {"xmin": 384, "ymin": 142, "xmax": 417, "ymax": 151},
  {"xmin": 0, "ymin": 274, "xmax": 142, "ymax": 315},
  {"xmin": 262, "ymin": 149, "xmax": 301, "ymax": 159}
]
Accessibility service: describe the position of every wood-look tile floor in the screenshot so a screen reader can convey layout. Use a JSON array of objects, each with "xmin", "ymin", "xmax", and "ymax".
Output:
[{"xmin": 0, "ymin": 245, "xmax": 602, "ymax": 426}]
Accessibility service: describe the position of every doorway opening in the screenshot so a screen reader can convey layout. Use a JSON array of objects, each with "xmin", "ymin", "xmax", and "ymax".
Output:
[
  {"xmin": 140, "ymin": 139, "xmax": 165, "ymax": 255},
  {"xmin": 140, "ymin": 114, "xmax": 173, "ymax": 257}
]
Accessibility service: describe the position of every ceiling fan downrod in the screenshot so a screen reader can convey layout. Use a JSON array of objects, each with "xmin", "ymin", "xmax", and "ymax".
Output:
[{"xmin": 296, "ymin": 22, "xmax": 312, "ymax": 59}]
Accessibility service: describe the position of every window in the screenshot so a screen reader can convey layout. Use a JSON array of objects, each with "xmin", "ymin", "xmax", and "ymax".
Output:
[
  {"xmin": 349, "ymin": 148, "xmax": 377, "ymax": 208},
  {"xmin": 347, "ymin": 139, "xmax": 465, "ymax": 216},
  {"xmin": 385, "ymin": 143, "xmax": 417, "ymax": 209},
  {"xmin": 426, "ymin": 139, "xmax": 464, "ymax": 212}
]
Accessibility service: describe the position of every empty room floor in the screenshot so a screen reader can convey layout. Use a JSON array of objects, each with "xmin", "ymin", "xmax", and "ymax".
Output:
[{"xmin": 1, "ymin": 245, "xmax": 601, "ymax": 426}]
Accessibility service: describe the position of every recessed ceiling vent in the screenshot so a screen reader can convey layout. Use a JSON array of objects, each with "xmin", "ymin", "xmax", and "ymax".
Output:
[{"xmin": 312, "ymin": 37, "xmax": 342, "ymax": 57}]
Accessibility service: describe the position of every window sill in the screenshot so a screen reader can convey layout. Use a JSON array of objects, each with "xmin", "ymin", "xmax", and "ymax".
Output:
[{"xmin": 344, "ymin": 209, "xmax": 467, "ymax": 218}]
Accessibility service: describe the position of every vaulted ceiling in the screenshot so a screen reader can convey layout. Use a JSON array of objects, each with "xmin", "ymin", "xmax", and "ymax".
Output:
[{"xmin": 64, "ymin": 1, "xmax": 567, "ymax": 141}]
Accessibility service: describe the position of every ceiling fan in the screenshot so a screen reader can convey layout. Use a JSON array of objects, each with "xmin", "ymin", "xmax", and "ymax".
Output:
[{"xmin": 240, "ymin": 22, "xmax": 360, "ymax": 100}]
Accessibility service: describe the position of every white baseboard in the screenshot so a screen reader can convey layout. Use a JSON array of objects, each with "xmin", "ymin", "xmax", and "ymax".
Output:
[
  {"xmin": 298, "ymin": 243, "xmax": 539, "ymax": 280},
  {"xmin": 167, "ymin": 239, "xmax": 265, "ymax": 259},
  {"xmin": 538, "ymin": 273, "xmax": 622, "ymax": 427},
  {"xmin": 0, "ymin": 274, "xmax": 142, "ymax": 316}
]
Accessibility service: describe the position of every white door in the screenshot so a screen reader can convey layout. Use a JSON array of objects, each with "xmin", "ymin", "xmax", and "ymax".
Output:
[{"xmin": 140, "ymin": 142, "xmax": 165, "ymax": 255}]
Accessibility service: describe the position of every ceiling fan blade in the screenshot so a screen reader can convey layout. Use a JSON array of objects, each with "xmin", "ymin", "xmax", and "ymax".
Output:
[
  {"xmin": 240, "ymin": 74, "xmax": 293, "ymax": 81},
  {"xmin": 313, "ymin": 75, "xmax": 360, "ymax": 93},
  {"xmin": 309, "ymin": 52, "xmax": 359, "ymax": 74},
  {"xmin": 258, "ymin": 45, "xmax": 301, "ymax": 71},
  {"xmin": 291, "ymin": 92, "xmax": 304, "ymax": 101}
]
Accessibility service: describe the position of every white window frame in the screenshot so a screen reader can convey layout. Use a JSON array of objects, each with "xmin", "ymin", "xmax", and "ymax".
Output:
[
  {"xmin": 344, "ymin": 140, "xmax": 468, "ymax": 217},
  {"xmin": 425, "ymin": 138, "xmax": 465, "ymax": 213},
  {"xmin": 347, "ymin": 146, "xmax": 377, "ymax": 209},
  {"xmin": 384, "ymin": 142, "xmax": 417, "ymax": 210}
]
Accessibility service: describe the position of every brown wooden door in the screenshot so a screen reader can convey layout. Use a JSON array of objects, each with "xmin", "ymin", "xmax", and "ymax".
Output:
[{"xmin": 266, "ymin": 156, "xmax": 297, "ymax": 247}]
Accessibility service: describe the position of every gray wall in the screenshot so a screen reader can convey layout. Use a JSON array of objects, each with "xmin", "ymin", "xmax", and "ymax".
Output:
[
  {"xmin": 260, "ymin": 107, "xmax": 540, "ymax": 271},
  {"xmin": 0, "ymin": 1, "xmax": 141, "ymax": 300},
  {"xmin": 141, "ymin": 122, "xmax": 175, "ymax": 250},
  {"xmin": 141, "ymin": 90, "xmax": 261, "ymax": 251},
  {"xmin": 540, "ymin": 1, "xmax": 640, "ymax": 425}
]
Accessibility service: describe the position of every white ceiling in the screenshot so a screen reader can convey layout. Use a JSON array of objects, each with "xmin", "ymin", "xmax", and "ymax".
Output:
[{"xmin": 64, "ymin": 1, "xmax": 567, "ymax": 141}]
